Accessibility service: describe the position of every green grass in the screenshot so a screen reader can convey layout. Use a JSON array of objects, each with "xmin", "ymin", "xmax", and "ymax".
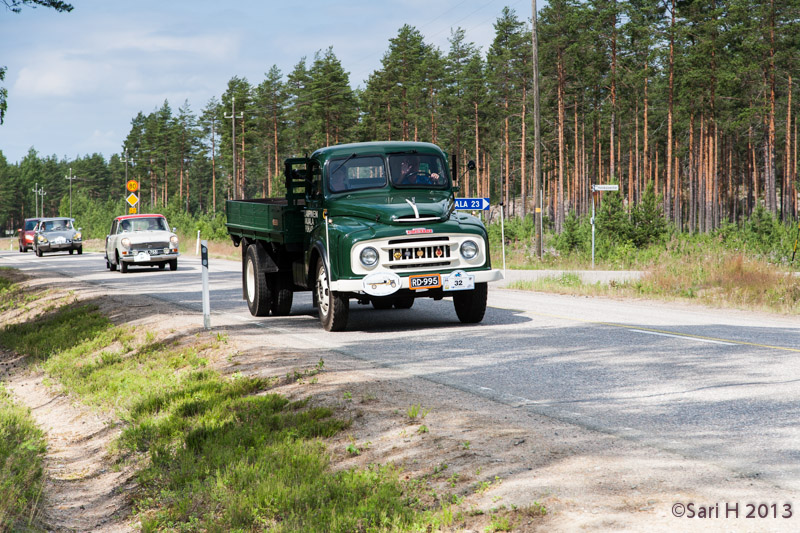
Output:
[
  {"xmin": 0, "ymin": 383, "xmax": 47, "ymax": 531},
  {"xmin": 0, "ymin": 297, "xmax": 454, "ymax": 531},
  {"xmin": 508, "ymin": 250, "xmax": 800, "ymax": 314}
]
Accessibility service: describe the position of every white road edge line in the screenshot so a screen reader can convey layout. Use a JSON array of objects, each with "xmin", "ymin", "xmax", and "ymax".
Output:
[{"xmin": 629, "ymin": 329, "xmax": 736, "ymax": 346}]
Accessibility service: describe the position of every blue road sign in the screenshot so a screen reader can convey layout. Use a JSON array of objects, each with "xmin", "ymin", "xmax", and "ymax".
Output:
[{"xmin": 454, "ymin": 197, "xmax": 490, "ymax": 210}]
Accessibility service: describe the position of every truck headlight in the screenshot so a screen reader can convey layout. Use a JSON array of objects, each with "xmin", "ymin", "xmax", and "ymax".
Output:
[
  {"xmin": 170, "ymin": 235, "xmax": 179, "ymax": 247},
  {"xmin": 121, "ymin": 237, "xmax": 131, "ymax": 249},
  {"xmin": 460, "ymin": 240, "xmax": 479, "ymax": 260},
  {"xmin": 359, "ymin": 247, "xmax": 379, "ymax": 268}
]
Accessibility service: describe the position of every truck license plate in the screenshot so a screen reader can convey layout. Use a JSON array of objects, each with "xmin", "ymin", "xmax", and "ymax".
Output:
[{"xmin": 409, "ymin": 274, "xmax": 441, "ymax": 290}]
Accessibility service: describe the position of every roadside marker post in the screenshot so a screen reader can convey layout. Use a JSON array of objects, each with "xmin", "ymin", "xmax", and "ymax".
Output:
[
  {"xmin": 196, "ymin": 230, "xmax": 201, "ymax": 256},
  {"xmin": 590, "ymin": 184, "xmax": 619, "ymax": 269},
  {"xmin": 201, "ymin": 240, "xmax": 210, "ymax": 330}
]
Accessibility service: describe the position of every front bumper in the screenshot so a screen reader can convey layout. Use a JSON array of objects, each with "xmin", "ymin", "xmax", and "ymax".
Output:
[
  {"xmin": 120, "ymin": 251, "xmax": 179, "ymax": 264},
  {"xmin": 37, "ymin": 242, "xmax": 81, "ymax": 252},
  {"xmin": 329, "ymin": 268, "xmax": 503, "ymax": 292}
]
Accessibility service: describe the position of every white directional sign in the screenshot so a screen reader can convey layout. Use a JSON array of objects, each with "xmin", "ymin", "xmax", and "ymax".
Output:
[
  {"xmin": 454, "ymin": 198, "xmax": 491, "ymax": 210},
  {"xmin": 592, "ymin": 184, "xmax": 619, "ymax": 192}
]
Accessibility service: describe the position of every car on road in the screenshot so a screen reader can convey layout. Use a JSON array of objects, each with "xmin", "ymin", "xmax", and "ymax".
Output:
[
  {"xmin": 105, "ymin": 214, "xmax": 179, "ymax": 273},
  {"xmin": 18, "ymin": 217, "xmax": 40, "ymax": 252},
  {"xmin": 32, "ymin": 217, "xmax": 82, "ymax": 256}
]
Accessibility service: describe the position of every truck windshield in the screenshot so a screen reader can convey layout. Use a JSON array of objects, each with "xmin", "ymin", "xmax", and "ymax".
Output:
[
  {"xmin": 328, "ymin": 156, "xmax": 387, "ymax": 193},
  {"xmin": 388, "ymin": 154, "xmax": 449, "ymax": 189}
]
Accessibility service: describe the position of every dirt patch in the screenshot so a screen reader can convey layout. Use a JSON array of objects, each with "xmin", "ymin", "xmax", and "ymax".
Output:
[{"xmin": 1, "ymin": 268, "xmax": 798, "ymax": 532}]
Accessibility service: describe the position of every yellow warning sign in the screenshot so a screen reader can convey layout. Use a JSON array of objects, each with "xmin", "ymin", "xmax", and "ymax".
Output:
[{"xmin": 126, "ymin": 193, "xmax": 139, "ymax": 206}]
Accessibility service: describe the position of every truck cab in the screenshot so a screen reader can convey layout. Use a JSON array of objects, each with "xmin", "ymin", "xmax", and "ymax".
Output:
[{"xmin": 226, "ymin": 141, "xmax": 503, "ymax": 331}]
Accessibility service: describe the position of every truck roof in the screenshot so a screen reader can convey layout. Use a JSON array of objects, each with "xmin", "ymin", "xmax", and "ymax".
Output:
[{"xmin": 311, "ymin": 141, "xmax": 446, "ymax": 162}]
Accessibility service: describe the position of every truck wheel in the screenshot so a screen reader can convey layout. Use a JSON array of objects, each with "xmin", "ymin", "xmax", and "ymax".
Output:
[
  {"xmin": 270, "ymin": 272, "xmax": 293, "ymax": 316},
  {"xmin": 371, "ymin": 299, "xmax": 393, "ymax": 310},
  {"xmin": 453, "ymin": 282, "xmax": 488, "ymax": 324},
  {"xmin": 245, "ymin": 246, "xmax": 271, "ymax": 316},
  {"xmin": 394, "ymin": 297, "xmax": 414, "ymax": 309},
  {"xmin": 316, "ymin": 259, "xmax": 349, "ymax": 331}
]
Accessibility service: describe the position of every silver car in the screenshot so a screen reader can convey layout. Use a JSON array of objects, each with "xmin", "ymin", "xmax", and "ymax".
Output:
[
  {"xmin": 33, "ymin": 217, "xmax": 82, "ymax": 256},
  {"xmin": 104, "ymin": 214, "xmax": 179, "ymax": 273}
]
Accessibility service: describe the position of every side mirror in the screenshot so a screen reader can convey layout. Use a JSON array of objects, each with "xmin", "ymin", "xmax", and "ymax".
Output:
[{"xmin": 172, "ymin": 227, "xmax": 177, "ymax": 232}]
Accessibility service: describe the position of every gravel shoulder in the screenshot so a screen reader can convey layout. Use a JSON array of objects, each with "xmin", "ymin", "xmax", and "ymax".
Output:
[{"xmin": 1, "ymin": 267, "xmax": 798, "ymax": 532}]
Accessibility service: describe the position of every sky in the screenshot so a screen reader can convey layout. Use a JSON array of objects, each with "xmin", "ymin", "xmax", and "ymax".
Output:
[{"xmin": 0, "ymin": 0, "xmax": 537, "ymax": 165}]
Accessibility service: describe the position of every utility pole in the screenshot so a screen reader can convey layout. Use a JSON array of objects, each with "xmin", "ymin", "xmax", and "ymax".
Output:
[
  {"xmin": 121, "ymin": 148, "xmax": 134, "ymax": 204},
  {"xmin": 37, "ymin": 187, "xmax": 47, "ymax": 217},
  {"xmin": 31, "ymin": 183, "xmax": 39, "ymax": 217},
  {"xmin": 224, "ymin": 96, "xmax": 244, "ymax": 199},
  {"xmin": 64, "ymin": 167, "xmax": 78, "ymax": 218},
  {"xmin": 532, "ymin": 0, "xmax": 543, "ymax": 258}
]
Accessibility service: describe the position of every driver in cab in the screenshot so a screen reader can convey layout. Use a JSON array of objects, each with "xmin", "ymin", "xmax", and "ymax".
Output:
[{"xmin": 398, "ymin": 157, "xmax": 441, "ymax": 186}]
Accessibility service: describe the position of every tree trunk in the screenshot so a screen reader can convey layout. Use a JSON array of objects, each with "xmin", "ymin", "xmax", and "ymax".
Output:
[{"xmin": 557, "ymin": 57, "xmax": 565, "ymax": 232}]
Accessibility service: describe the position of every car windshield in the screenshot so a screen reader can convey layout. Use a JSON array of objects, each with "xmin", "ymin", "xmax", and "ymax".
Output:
[
  {"xmin": 119, "ymin": 217, "xmax": 167, "ymax": 233},
  {"xmin": 42, "ymin": 219, "xmax": 72, "ymax": 231},
  {"xmin": 328, "ymin": 156, "xmax": 387, "ymax": 193},
  {"xmin": 388, "ymin": 154, "xmax": 449, "ymax": 189},
  {"xmin": 24, "ymin": 220, "xmax": 38, "ymax": 231}
]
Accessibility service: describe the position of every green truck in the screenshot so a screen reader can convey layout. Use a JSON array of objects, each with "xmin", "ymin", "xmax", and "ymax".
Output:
[{"xmin": 226, "ymin": 141, "xmax": 503, "ymax": 331}]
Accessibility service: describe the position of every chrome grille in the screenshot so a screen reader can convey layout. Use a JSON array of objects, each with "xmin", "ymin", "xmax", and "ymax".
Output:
[
  {"xmin": 133, "ymin": 241, "xmax": 169, "ymax": 250},
  {"xmin": 387, "ymin": 244, "xmax": 451, "ymax": 263}
]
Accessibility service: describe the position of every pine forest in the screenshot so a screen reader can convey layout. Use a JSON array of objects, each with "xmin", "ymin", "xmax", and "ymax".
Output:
[{"xmin": 1, "ymin": 1, "xmax": 799, "ymax": 244}]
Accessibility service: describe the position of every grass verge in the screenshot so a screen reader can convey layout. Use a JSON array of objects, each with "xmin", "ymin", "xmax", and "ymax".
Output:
[
  {"xmin": 0, "ymin": 383, "xmax": 47, "ymax": 531},
  {"xmin": 509, "ymin": 251, "xmax": 800, "ymax": 314},
  {"xmin": 0, "ymin": 299, "xmax": 454, "ymax": 531}
]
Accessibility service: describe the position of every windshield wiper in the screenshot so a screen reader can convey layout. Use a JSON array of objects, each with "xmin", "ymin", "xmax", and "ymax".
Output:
[{"xmin": 330, "ymin": 153, "xmax": 357, "ymax": 177}]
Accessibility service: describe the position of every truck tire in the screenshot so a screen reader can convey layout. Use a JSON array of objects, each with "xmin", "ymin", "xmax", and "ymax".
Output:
[
  {"xmin": 316, "ymin": 258, "xmax": 348, "ymax": 331},
  {"xmin": 270, "ymin": 271, "xmax": 293, "ymax": 316},
  {"xmin": 453, "ymin": 282, "xmax": 487, "ymax": 324},
  {"xmin": 245, "ymin": 245, "xmax": 272, "ymax": 316}
]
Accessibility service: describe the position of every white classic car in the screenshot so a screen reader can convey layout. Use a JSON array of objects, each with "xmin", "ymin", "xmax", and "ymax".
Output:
[{"xmin": 104, "ymin": 214, "xmax": 179, "ymax": 273}]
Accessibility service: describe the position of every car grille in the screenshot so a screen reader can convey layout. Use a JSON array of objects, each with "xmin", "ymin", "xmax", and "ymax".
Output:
[{"xmin": 133, "ymin": 241, "xmax": 169, "ymax": 250}]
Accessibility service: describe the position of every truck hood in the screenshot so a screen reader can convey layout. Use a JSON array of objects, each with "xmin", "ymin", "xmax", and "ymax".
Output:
[{"xmin": 328, "ymin": 191, "xmax": 453, "ymax": 225}]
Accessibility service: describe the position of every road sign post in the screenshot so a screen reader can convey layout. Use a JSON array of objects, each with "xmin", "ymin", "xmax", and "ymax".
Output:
[{"xmin": 590, "ymin": 184, "xmax": 619, "ymax": 269}]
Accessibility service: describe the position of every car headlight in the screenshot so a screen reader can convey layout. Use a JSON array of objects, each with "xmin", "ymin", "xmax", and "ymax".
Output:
[
  {"xmin": 170, "ymin": 235, "xmax": 179, "ymax": 247},
  {"xmin": 121, "ymin": 237, "xmax": 131, "ymax": 249},
  {"xmin": 37, "ymin": 235, "xmax": 47, "ymax": 243},
  {"xmin": 460, "ymin": 240, "xmax": 479, "ymax": 260},
  {"xmin": 74, "ymin": 232, "xmax": 82, "ymax": 241},
  {"xmin": 359, "ymin": 247, "xmax": 379, "ymax": 268}
]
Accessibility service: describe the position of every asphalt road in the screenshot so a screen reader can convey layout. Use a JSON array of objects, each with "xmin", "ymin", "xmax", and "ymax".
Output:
[{"xmin": 3, "ymin": 249, "xmax": 800, "ymax": 491}]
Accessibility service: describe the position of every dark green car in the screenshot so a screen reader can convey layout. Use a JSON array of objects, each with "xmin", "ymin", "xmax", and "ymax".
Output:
[{"xmin": 227, "ymin": 141, "xmax": 502, "ymax": 331}]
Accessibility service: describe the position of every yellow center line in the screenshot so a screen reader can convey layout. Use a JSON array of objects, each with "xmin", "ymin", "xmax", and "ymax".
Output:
[{"xmin": 523, "ymin": 310, "xmax": 800, "ymax": 353}]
